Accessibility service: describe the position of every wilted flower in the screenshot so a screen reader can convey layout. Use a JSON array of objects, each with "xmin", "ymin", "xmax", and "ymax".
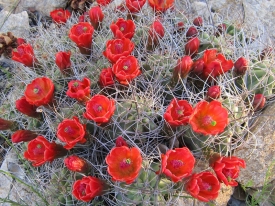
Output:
[
  {"xmin": 215, "ymin": 23, "xmax": 227, "ymax": 37},
  {"xmin": 50, "ymin": 9, "xmax": 71, "ymax": 24},
  {"xmin": 55, "ymin": 51, "xmax": 72, "ymax": 73},
  {"xmin": 11, "ymin": 130, "xmax": 37, "ymax": 143},
  {"xmin": 15, "ymin": 96, "xmax": 41, "ymax": 118},
  {"xmin": 64, "ymin": 155, "xmax": 89, "ymax": 173},
  {"xmin": 66, "ymin": 77, "xmax": 91, "ymax": 103},
  {"xmin": 12, "ymin": 44, "xmax": 36, "ymax": 67},
  {"xmin": 110, "ymin": 18, "xmax": 136, "ymax": 39},
  {"xmin": 88, "ymin": 6, "xmax": 104, "ymax": 30}
]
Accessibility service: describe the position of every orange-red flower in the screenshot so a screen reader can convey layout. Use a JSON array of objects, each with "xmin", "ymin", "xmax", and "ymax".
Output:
[
  {"xmin": 106, "ymin": 146, "xmax": 142, "ymax": 184},
  {"xmin": 12, "ymin": 44, "xmax": 36, "ymax": 67},
  {"xmin": 99, "ymin": 68, "xmax": 115, "ymax": 87},
  {"xmin": 148, "ymin": 20, "xmax": 165, "ymax": 47},
  {"xmin": 252, "ymin": 94, "xmax": 266, "ymax": 111},
  {"xmin": 0, "ymin": 118, "xmax": 15, "ymax": 130},
  {"xmin": 11, "ymin": 130, "xmax": 37, "ymax": 143},
  {"xmin": 157, "ymin": 147, "xmax": 195, "ymax": 182},
  {"xmin": 15, "ymin": 96, "xmax": 41, "ymax": 118},
  {"xmin": 164, "ymin": 98, "xmax": 193, "ymax": 127},
  {"xmin": 110, "ymin": 18, "xmax": 136, "ymax": 39},
  {"xmin": 24, "ymin": 77, "xmax": 54, "ymax": 106},
  {"xmin": 66, "ymin": 77, "xmax": 91, "ymax": 103},
  {"xmin": 185, "ymin": 37, "xmax": 200, "ymax": 57},
  {"xmin": 17, "ymin": 38, "xmax": 26, "ymax": 46},
  {"xmin": 88, "ymin": 6, "xmax": 104, "ymax": 30},
  {"xmin": 233, "ymin": 57, "xmax": 249, "ymax": 76},
  {"xmin": 148, "ymin": 0, "xmax": 174, "ymax": 12},
  {"xmin": 207, "ymin": 85, "xmax": 221, "ymax": 100},
  {"xmin": 57, "ymin": 117, "xmax": 87, "ymax": 150},
  {"xmin": 189, "ymin": 100, "xmax": 229, "ymax": 136},
  {"xmin": 83, "ymin": 94, "xmax": 116, "ymax": 125},
  {"xmin": 173, "ymin": 56, "xmax": 193, "ymax": 80},
  {"xmin": 103, "ymin": 38, "xmax": 134, "ymax": 63},
  {"xmin": 96, "ymin": 0, "xmax": 112, "ymax": 6},
  {"xmin": 72, "ymin": 176, "xmax": 107, "ymax": 202},
  {"xmin": 64, "ymin": 155, "xmax": 89, "ymax": 173},
  {"xmin": 69, "ymin": 22, "xmax": 94, "ymax": 49},
  {"xmin": 126, "ymin": 0, "xmax": 146, "ymax": 13},
  {"xmin": 55, "ymin": 51, "xmax": 71, "ymax": 73},
  {"xmin": 115, "ymin": 136, "xmax": 128, "ymax": 147},
  {"xmin": 112, "ymin": 55, "xmax": 141, "ymax": 85},
  {"xmin": 50, "ymin": 9, "xmax": 71, "ymax": 24},
  {"xmin": 24, "ymin": 136, "xmax": 67, "ymax": 167},
  {"xmin": 210, "ymin": 155, "xmax": 246, "ymax": 186},
  {"xmin": 185, "ymin": 171, "xmax": 220, "ymax": 202}
]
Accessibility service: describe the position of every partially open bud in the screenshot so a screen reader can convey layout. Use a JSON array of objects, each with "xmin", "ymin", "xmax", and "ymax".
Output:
[
  {"xmin": 193, "ymin": 16, "xmax": 203, "ymax": 27},
  {"xmin": 176, "ymin": 21, "xmax": 184, "ymax": 32},
  {"xmin": 252, "ymin": 94, "xmax": 266, "ymax": 111},
  {"xmin": 17, "ymin": 38, "xmax": 26, "ymax": 46},
  {"xmin": 207, "ymin": 85, "xmax": 221, "ymax": 100},
  {"xmin": 11, "ymin": 130, "xmax": 37, "ymax": 143},
  {"xmin": 115, "ymin": 136, "xmax": 128, "ymax": 147},
  {"xmin": 172, "ymin": 55, "xmax": 193, "ymax": 80},
  {"xmin": 234, "ymin": 57, "xmax": 249, "ymax": 76},
  {"xmin": 147, "ymin": 19, "xmax": 165, "ymax": 50},
  {"xmin": 64, "ymin": 155, "xmax": 90, "ymax": 173},
  {"xmin": 16, "ymin": 96, "xmax": 42, "ymax": 118},
  {"xmin": 185, "ymin": 37, "xmax": 200, "ymax": 57},
  {"xmin": 186, "ymin": 26, "xmax": 198, "ymax": 38},
  {"xmin": 89, "ymin": 6, "xmax": 104, "ymax": 30},
  {"xmin": 192, "ymin": 58, "xmax": 204, "ymax": 75}
]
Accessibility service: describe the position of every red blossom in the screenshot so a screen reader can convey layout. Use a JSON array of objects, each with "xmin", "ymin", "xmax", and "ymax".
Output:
[
  {"xmin": 88, "ymin": 6, "xmax": 104, "ymax": 30},
  {"xmin": 185, "ymin": 171, "xmax": 220, "ymax": 202},
  {"xmin": 148, "ymin": 20, "xmax": 165, "ymax": 47},
  {"xmin": 126, "ymin": 0, "xmax": 146, "ymax": 13},
  {"xmin": 186, "ymin": 26, "xmax": 198, "ymax": 38},
  {"xmin": 115, "ymin": 136, "xmax": 128, "ymax": 147},
  {"xmin": 24, "ymin": 136, "xmax": 67, "ymax": 167},
  {"xmin": 64, "ymin": 155, "xmax": 89, "ymax": 173},
  {"xmin": 96, "ymin": 0, "xmax": 112, "ymax": 6},
  {"xmin": 99, "ymin": 68, "xmax": 115, "ymax": 88},
  {"xmin": 66, "ymin": 77, "xmax": 91, "ymax": 103},
  {"xmin": 24, "ymin": 77, "xmax": 54, "ymax": 106},
  {"xmin": 112, "ymin": 55, "xmax": 141, "ymax": 85},
  {"xmin": 15, "ymin": 96, "xmax": 41, "ymax": 118},
  {"xmin": 12, "ymin": 44, "xmax": 36, "ymax": 67},
  {"xmin": 103, "ymin": 38, "xmax": 134, "ymax": 63},
  {"xmin": 110, "ymin": 18, "xmax": 136, "ymax": 39},
  {"xmin": 234, "ymin": 57, "xmax": 249, "ymax": 76},
  {"xmin": 185, "ymin": 37, "xmax": 200, "ymax": 57},
  {"xmin": 189, "ymin": 100, "xmax": 229, "ymax": 136},
  {"xmin": 17, "ymin": 38, "xmax": 26, "ymax": 46},
  {"xmin": 252, "ymin": 94, "xmax": 266, "ymax": 111},
  {"xmin": 207, "ymin": 85, "xmax": 221, "ymax": 100},
  {"xmin": 173, "ymin": 55, "xmax": 193, "ymax": 80},
  {"xmin": 106, "ymin": 146, "xmax": 142, "ymax": 184},
  {"xmin": 193, "ymin": 17, "xmax": 203, "ymax": 26},
  {"xmin": 83, "ymin": 94, "xmax": 116, "ymax": 125},
  {"xmin": 57, "ymin": 116, "xmax": 87, "ymax": 150},
  {"xmin": 0, "ymin": 118, "xmax": 15, "ymax": 130},
  {"xmin": 157, "ymin": 147, "xmax": 195, "ymax": 182},
  {"xmin": 11, "ymin": 130, "xmax": 37, "ymax": 143},
  {"xmin": 50, "ymin": 9, "xmax": 71, "ymax": 24},
  {"xmin": 55, "ymin": 51, "xmax": 71, "ymax": 73},
  {"xmin": 72, "ymin": 176, "xmax": 107, "ymax": 202},
  {"xmin": 164, "ymin": 98, "xmax": 193, "ymax": 127},
  {"xmin": 148, "ymin": 0, "xmax": 174, "ymax": 12},
  {"xmin": 210, "ymin": 155, "xmax": 246, "ymax": 186}
]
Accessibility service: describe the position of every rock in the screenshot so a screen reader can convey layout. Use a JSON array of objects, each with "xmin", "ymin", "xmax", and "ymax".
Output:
[
  {"xmin": 0, "ymin": 10, "xmax": 29, "ymax": 37},
  {"xmin": 215, "ymin": 184, "xmax": 234, "ymax": 206},
  {"xmin": 234, "ymin": 103, "xmax": 275, "ymax": 187}
]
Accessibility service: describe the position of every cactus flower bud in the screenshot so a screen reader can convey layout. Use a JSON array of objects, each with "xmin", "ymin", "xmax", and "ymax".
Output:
[
  {"xmin": 64, "ymin": 155, "xmax": 90, "ymax": 173},
  {"xmin": 17, "ymin": 38, "xmax": 26, "ymax": 46},
  {"xmin": 185, "ymin": 37, "xmax": 200, "ymax": 57},
  {"xmin": 186, "ymin": 26, "xmax": 198, "ymax": 38},
  {"xmin": 89, "ymin": 6, "xmax": 104, "ymax": 30},
  {"xmin": 126, "ymin": 0, "xmax": 146, "ymax": 13},
  {"xmin": 252, "ymin": 94, "xmax": 266, "ymax": 111},
  {"xmin": 16, "ymin": 96, "xmax": 41, "ymax": 118},
  {"xmin": 173, "ymin": 56, "xmax": 193, "ymax": 80},
  {"xmin": 207, "ymin": 85, "xmax": 221, "ymax": 100},
  {"xmin": 215, "ymin": 23, "xmax": 226, "ymax": 37},
  {"xmin": 55, "ymin": 51, "xmax": 72, "ymax": 74},
  {"xmin": 11, "ymin": 130, "xmax": 37, "ymax": 143},
  {"xmin": 176, "ymin": 21, "xmax": 184, "ymax": 32},
  {"xmin": 234, "ymin": 57, "xmax": 249, "ymax": 76},
  {"xmin": 193, "ymin": 16, "xmax": 203, "ymax": 26},
  {"xmin": 0, "ymin": 118, "xmax": 16, "ymax": 130},
  {"xmin": 147, "ymin": 19, "xmax": 165, "ymax": 49},
  {"xmin": 115, "ymin": 136, "xmax": 128, "ymax": 147}
]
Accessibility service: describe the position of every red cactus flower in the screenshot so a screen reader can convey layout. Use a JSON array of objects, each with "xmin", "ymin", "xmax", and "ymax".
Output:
[
  {"xmin": 186, "ymin": 26, "xmax": 198, "ymax": 38},
  {"xmin": 252, "ymin": 94, "xmax": 266, "ymax": 111},
  {"xmin": 83, "ymin": 94, "xmax": 116, "ymax": 125},
  {"xmin": 24, "ymin": 77, "xmax": 54, "ymax": 106},
  {"xmin": 106, "ymin": 146, "xmax": 142, "ymax": 184},
  {"xmin": 11, "ymin": 130, "xmax": 37, "ymax": 143},
  {"xmin": 126, "ymin": 0, "xmax": 146, "ymax": 13},
  {"xmin": 99, "ymin": 68, "xmax": 115, "ymax": 88},
  {"xmin": 189, "ymin": 100, "xmax": 229, "ymax": 136},
  {"xmin": 0, "ymin": 118, "xmax": 15, "ymax": 130},
  {"xmin": 157, "ymin": 147, "xmax": 195, "ymax": 182},
  {"xmin": 72, "ymin": 176, "xmax": 107, "ymax": 202},
  {"xmin": 88, "ymin": 6, "xmax": 104, "ymax": 30},
  {"xmin": 173, "ymin": 55, "xmax": 193, "ymax": 80},
  {"xmin": 55, "ymin": 51, "xmax": 71, "ymax": 73},
  {"xmin": 24, "ymin": 136, "xmax": 67, "ymax": 167},
  {"xmin": 66, "ymin": 77, "xmax": 91, "ymax": 103},
  {"xmin": 96, "ymin": 0, "xmax": 112, "ymax": 6},
  {"xmin": 148, "ymin": 0, "xmax": 174, "ymax": 12},
  {"xmin": 207, "ymin": 85, "xmax": 221, "ymax": 100},
  {"xmin": 164, "ymin": 98, "xmax": 193, "ymax": 127},
  {"xmin": 185, "ymin": 37, "xmax": 200, "ymax": 57},
  {"xmin": 69, "ymin": 22, "xmax": 94, "ymax": 55},
  {"xmin": 210, "ymin": 155, "xmax": 246, "ymax": 186},
  {"xmin": 234, "ymin": 57, "xmax": 249, "ymax": 76},
  {"xmin": 64, "ymin": 155, "xmax": 89, "ymax": 173},
  {"xmin": 148, "ymin": 20, "xmax": 165, "ymax": 47},
  {"xmin": 110, "ymin": 18, "xmax": 136, "ymax": 39},
  {"xmin": 193, "ymin": 16, "xmax": 203, "ymax": 26},
  {"xmin": 50, "ymin": 9, "xmax": 71, "ymax": 24},
  {"xmin": 15, "ymin": 96, "xmax": 41, "ymax": 118},
  {"xmin": 17, "ymin": 38, "xmax": 26, "ymax": 46},
  {"xmin": 12, "ymin": 44, "xmax": 36, "ymax": 67},
  {"xmin": 185, "ymin": 171, "xmax": 220, "ymax": 202},
  {"xmin": 115, "ymin": 136, "xmax": 128, "ymax": 147},
  {"xmin": 103, "ymin": 38, "xmax": 134, "ymax": 63},
  {"xmin": 112, "ymin": 55, "xmax": 141, "ymax": 85},
  {"xmin": 57, "ymin": 117, "xmax": 87, "ymax": 150}
]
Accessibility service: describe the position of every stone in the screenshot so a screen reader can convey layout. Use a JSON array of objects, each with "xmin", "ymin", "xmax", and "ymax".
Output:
[
  {"xmin": 0, "ymin": 10, "xmax": 29, "ymax": 37},
  {"xmin": 215, "ymin": 184, "xmax": 234, "ymax": 206},
  {"xmin": 234, "ymin": 102, "xmax": 275, "ymax": 188}
]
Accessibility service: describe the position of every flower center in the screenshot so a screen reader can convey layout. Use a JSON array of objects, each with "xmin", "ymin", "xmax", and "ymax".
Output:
[
  {"xmin": 201, "ymin": 182, "xmax": 212, "ymax": 191},
  {"xmin": 114, "ymin": 43, "xmax": 123, "ymax": 53},
  {"xmin": 33, "ymin": 88, "xmax": 39, "ymax": 94},
  {"xmin": 36, "ymin": 144, "xmax": 41, "ymax": 149},
  {"xmin": 202, "ymin": 115, "xmax": 216, "ymax": 126},
  {"xmin": 123, "ymin": 65, "xmax": 129, "ymax": 70},
  {"xmin": 120, "ymin": 158, "xmax": 131, "ymax": 169},
  {"xmin": 78, "ymin": 183, "xmax": 86, "ymax": 196},
  {"xmin": 223, "ymin": 168, "xmax": 233, "ymax": 182},
  {"xmin": 57, "ymin": 11, "xmax": 63, "ymax": 17},
  {"xmin": 97, "ymin": 105, "xmax": 102, "ymax": 112},
  {"xmin": 64, "ymin": 126, "xmax": 73, "ymax": 134},
  {"xmin": 171, "ymin": 160, "xmax": 184, "ymax": 169},
  {"xmin": 83, "ymin": 27, "xmax": 88, "ymax": 32},
  {"xmin": 120, "ymin": 27, "xmax": 125, "ymax": 31},
  {"xmin": 73, "ymin": 82, "xmax": 79, "ymax": 87}
]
